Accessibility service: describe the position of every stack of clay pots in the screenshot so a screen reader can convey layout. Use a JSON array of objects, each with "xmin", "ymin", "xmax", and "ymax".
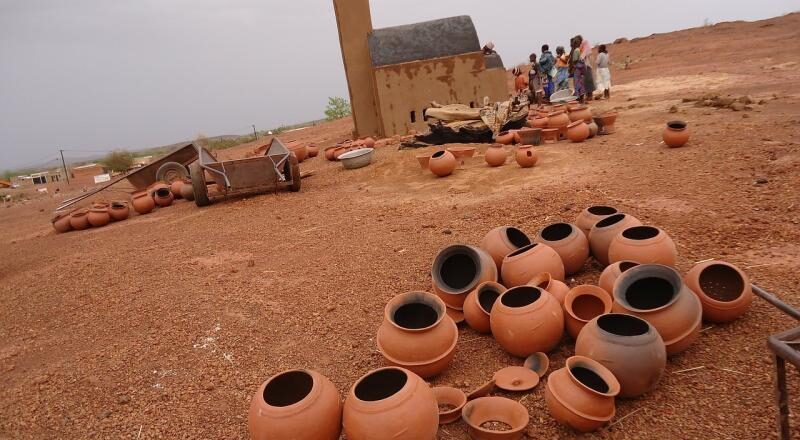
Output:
[
  {"xmin": 326, "ymin": 137, "xmax": 376, "ymax": 162},
  {"xmin": 527, "ymin": 103, "xmax": 614, "ymax": 143},
  {"xmin": 52, "ymin": 199, "xmax": 132, "ymax": 233}
]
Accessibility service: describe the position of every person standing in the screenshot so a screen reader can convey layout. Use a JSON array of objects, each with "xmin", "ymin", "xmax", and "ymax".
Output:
[
  {"xmin": 580, "ymin": 37, "xmax": 596, "ymax": 101},
  {"xmin": 527, "ymin": 54, "xmax": 544, "ymax": 105},
  {"xmin": 513, "ymin": 67, "xmax": 529, "ymax": 93},
  {"xmin": 569, "ymin": 36, "xmax": 586, "ymax": 103},
  {"xmin": 555, "ymin": 46, "xmax": 570, "ymax": 91},
  {"xmin": 596, "ymin": 44, "xmax": 612, "ymax": 99},
  {"xmin": 539, "ymin": 44, "xmax": 556, "ymax": 98}
]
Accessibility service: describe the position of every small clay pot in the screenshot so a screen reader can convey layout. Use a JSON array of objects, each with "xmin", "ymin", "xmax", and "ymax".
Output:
[
  {"xmin": 501, "ymin": 243, "xmax": 565, "ymax": 286},
  {"xmin": 69, "ymin": 209, "xmax": 91, "ymax": 230},
  {"xmin": 92, "ymin": 201, "xmax": 110, "ymax": 209},
  {"xmin": 153, "ymin": 187, "xmax": 174, "ymax": 207},
  {"xmin": 517, "ymin": 128, "xmax": 541, "ymax": 146},
  {"xmin": 484, "ymin": 144, "xmax": 507, "ymax": 167},
  {"xmin": 432, "ymin": 387, "xmax": 466, "ymax": 424},
  {"xmin": 524, "ymin": 352, "xmax": 550, "ymax": 377},
  {"xmin": 535, "ymin": 222, "xmax": 589, "ymax": 276},
  {"xmin": 432, "ymin": 245, "xmax": 498, "ymax": 310},
  {"xmin": 564, "ymin": 285, "xmax": 613, "ymax": 339},
  {"xmin": 685, "ymin": 260, "xmax": 753, "ymax": 323},
  {"xmin": 109, "ymin": 201, "xmax": 130, "ymax": 221},
  {"xmin": 608, "ymin": 226, "xmax": 678, "ymax": 266},
  {"xmin": 541, "ymin": 128, "xmax": 559, "ymax": 143},
  {"xmin": 362, "ymin": 137, "xmax": 376, "ymax": 148},
  {"xmin": 495, "ymin": 131, "xmax": 515, "ymax": 145},
  {"xmin": 490, "ymin": 286, "xmax": 564, "ymax": 357},
  {"xmin": 333, "ymin": 146, "xmax": 348, "ymax": 160},
  {"xmin": 551, "ymin": 104, "xmax": 566, "ymax": 112},
  {"xmin": 52, "ymin": 212, "xmax": 73, "ymax": 233},
  {"xmin": 531, "ymin": 116, "xmax": 549, "ymax": 129},
  {"xmin": 416, "ymin": 154, "xmax": 431, "ymax": 170},
  {"xmin": 663, "ymin": 121, "xmax": 690, "ymax": 148},
  {"xmin": 343, "ymin": 367, "xmax": 438, "ymax": 440},
  {"xmin": 587, "ymin": 121, "xmax": 599, "ymax": 138},
  {"xmin": 428, "ymin": 150, "xmax": 457, "ymax": 177},
  {"xmin": 547, "ymin": 111, "xmax": 570, "ymax": 129},
  {"xmin": 87, "ymin": 207, "xmax": 111, "ymax": 227},
  {"xmin": 526, "ymin": 272, "xmax": 570, "ymax": 306},
  {"xmin": 148, "ymin": 182, "xmax": 169, "ymax": 197},
  {"xmin": 132, "ymin": 191, "xmax": 155, "ymax": 215},
  {"xmin": 576, "ymin": 313, "xmax": 667, "ymax": 398},
  {"xmin": 597, "ymin": 112, "xmax": 618, "ymax": 134},
  {"xmin": 324, "ymin": 147, "xmax": 337, "ymax": 161},
  {"xmin": 598, "ymin": 261, "xmax": 640, "ymax": 295},
  {"xmin": 307, "ymin": 145, "xmax": 320, "ymax": 157},
  {"xmin": 575, "ymin": 205, "xmax": 618, "ymax": 239},
  {"xmin": 588, "ymin": 213, "xmax": 642, "ymax": 266},
  {"xmin": 479, "ymin": 226, "xmax": 532, "ymax": 271},
  {"xmin": 170, "ymin": 179, "xmax": 185, "ymax": 199},
  {"xmin": 567, "ymin": 120, "xmax": 590, "ymax": 143},
  {"xmin": 545, "ymin": 356, "xmax": 620, "ymax": 432},
  {"xmin": 462, "ymin": 397, "xmax": 529, "ymax": 440},
  {"xmin": 248, "ymin": 369, "xmax": 342, "ymax": 440},
  {"xmin": 515, "ymin": 146, "xmax": 538, "ymax": 168},
  {"xmin": 180, "ymin": 183, "xmax": 195, "ymax": 201},
  {"xmin": 569, "ymin": 105, "xmax": 593, "ymax": 123},
  {"xmin": 463, "ymin": 281, "xmax": 505, "ymax": 334}
]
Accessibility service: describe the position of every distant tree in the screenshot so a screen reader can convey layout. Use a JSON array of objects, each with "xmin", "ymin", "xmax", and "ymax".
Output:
[
  {"xmin": 324, "ymin": 96, "xmax": 352, "ymax": 121},
  {"xmin": 101, "ymin": 150, "xmax": 134, "ymax": 172}
]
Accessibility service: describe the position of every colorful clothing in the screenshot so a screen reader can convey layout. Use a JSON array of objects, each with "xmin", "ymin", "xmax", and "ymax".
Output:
[
  {"xmin": 539, "ymin": 51, "xmax": 556, "ymax": 97},
  {"xmin": 555, "ymin": 54, "xmax": 569, "ymax": 90}
]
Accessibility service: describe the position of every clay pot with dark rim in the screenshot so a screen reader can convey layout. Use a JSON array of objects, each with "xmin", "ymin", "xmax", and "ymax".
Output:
[
  {"xmin": 109, "ymin": 201, "xmax": 130, "ymax": 221},
  {"xmin": 180, "ymin": 183, "xmax": 195, "ymax": 201},
  {"xmin": 608, "ymin": 226, "xmax": 678, "ymax": 266},
  {"xmin": 132, "ymin": 190, "xmax": 155, "ymax": 215},
  {"xmin": 87, "ymin": 207, "xmax": 111, "ymax": 227},
  {"xmin": 52, "ymin": 212, "xmax": 73, "ymax": 233},
  {"xmin": 588, "ymin": 213, "xmax": 642, "ymax": 266},
  {"xmin": 479, "ymin": 226, "xmax": 532, "ymax": 271},
  {"xmin": 663, "ymin": 120, "xmax": 690, "ymax": 148},
  {"xmin": 490, "ymin": 286, "xmax": 564, "ymax": 356},
  {"xmin": 343, "ymin": 367, "xmax": 438, "ymax": 440},
  {"xmin": 526, "ymin": 272, "xmax": 570, "ymax": 306},
  {"xmin": 248, "ymin": 369, "xmax": 342, "ymax": 440},
  {"xmin": 567, "ymin": 120, "xmax": 590, "ymax": 143},
  {"xmin": 545, "ymin": 356, "xmax": 621, "ymax": 432},
  {"xmin": 517, "ymin": 128, "xmax": 542, "ymax": 146},
  {"xmin": 428, "ymin": 150, "xmax": 457, "ymax": 177},
  {"xmin": 576, "ymin": 313, "xmax": 667, "ymax": 398},
  {"xmin": 463, "ymin": 281, "xmax": 505, "ymax": 334},
  {"xmin": 148, "ymin": 182, "xmax": 169, "ymax": 197},
  {"xmin": 170, "ymin": 179, "xmax": 185, "ymax": 199},
  {"xmin": 598, "ymin": 261, "xmax": 640, "ymax": 295},
  {"xmin": 531, "ymin": 116, "xmax": 549, "ymax": 129},
  {"xmin": 462, "ymin": 396, "xmax": 529, "ymax": 440},
  {"xmin": 153, "ymin": 187, "xmax": 174, "ymax": 207},
  {"xmin": 432, "ymin": 387, "xmax": 466, "ymax": 425},
  {"xmin": 495, "ymin": 131, "xmax": 515, "ymax": 145},
  {"xmin": 432, "ymin": 245, "xmax": 498, "ymax": 310},
  {"xmin": 547, "ymin": 111, "xmax": 570, "ymax": 129},
  {"xmin": 307, "ymin": 145, "xmax": 319, "ymax": 158},
  {"xmin": 685, "ymin": 260, "xmax": 753, "ymax": 323},
  {"xmin": 575, "ymin": 205, "xmax": 618, "ymax": 239},
  {"xmin": 542, "ymin": 128, "xmax": 559, "ymax": 143},
  {"xmin": 515, "ymin": 146, "xmax": 538, "ymax": 168},
  {"xmin": 569, "ymin": 105, "xmax": 593, "ymax": 123},
  {"xmin": 69, "ymin": 209, "xmax": 91, "ymax": 230},
  {"xmin": 484, "ymin": 144, "xmax": 507, "ymax": 167},
  {"xmin": 564, "ymin": 285, "xmax": 613, "ymax": 339},
  {"xmin": 612, "ymin": 264, "xmax": 702, "ymax": 355},
  {"xmin": 501, "ymin": 243, "xmax": 565, "ymax": 286},
  {"xmin": 535, "ymin": 222, "xmax": 589, "ymax": 276}
]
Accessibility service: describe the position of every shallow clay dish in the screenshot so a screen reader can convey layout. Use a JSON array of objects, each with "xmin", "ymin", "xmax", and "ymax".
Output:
[
  {"xmin": 462, "ymin": 396, "xmax": 530, "ymax": 440},
  {"xmin": 467, "ymin": 379, "xmax": 496, "ymax": 400},
  {"xmin": 494, "ymin": 366, "xmax": 540, "ymax": 392},
  {"xmin": 447, "ymin": 146, "xmax": 477, "ymax": 159},
  {"xmin": 445, "ymin": 307, "xmax": 465, "ymax": 324},
  {"xmin": 432, "ymin": 386, "xmax": 467, "ymax": 424},
  {"xmin": 523, "ymin": 352, "xmax": 550, "ymax": 377}
]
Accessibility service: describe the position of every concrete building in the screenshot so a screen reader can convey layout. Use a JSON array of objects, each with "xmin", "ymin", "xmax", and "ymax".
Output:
[
  {"xmin": 11, "ymin": 169, "xmax": 65, "ymax": 188},
  {"xmin": 70, "ymin": 163, "xmax": 106, "ymax": 185},
  {"xmin": 333, "ymin": 0, "xmax": 507, "ymax": 138}
]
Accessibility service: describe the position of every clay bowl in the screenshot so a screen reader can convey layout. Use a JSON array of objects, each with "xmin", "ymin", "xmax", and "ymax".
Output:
[
  {"xmin": 523, "ymin": 352, "xmax": 550, "ymax": 377},
  {"xmin": 462, "ymin": 396, "xmax": 530, "ymax": 440},
  {"xmin": 433, "ymin": 386, "xmax": 467, "ymax": 424},
  {"xmin": 447, "ymin": 146, "xmax": 477, "ymax": 160},
  {"xmin": 494, "ymin": 366, "xmax": 540, "ymax": 392},
  {"xmin": 416, "ymin": 154, "xmax": 431, "ymax": 170}
]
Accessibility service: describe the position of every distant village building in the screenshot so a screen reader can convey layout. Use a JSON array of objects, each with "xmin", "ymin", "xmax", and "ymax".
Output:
[
  {"xmin": 70, "ymin": 163, "xmax": 106, "ymax": 185},
  {"xmin": 132, "ymin": 156, "xmax": 153, "ymax": 168},
  {"xmin": 11, "ymin": 169, "xmax": 65, "ymax": 188}
]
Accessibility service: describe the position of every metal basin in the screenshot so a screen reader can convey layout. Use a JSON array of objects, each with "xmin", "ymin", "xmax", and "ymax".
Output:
[{"xmin": 339, "ymin": 148, "xmax": 374, "ymax": 170}]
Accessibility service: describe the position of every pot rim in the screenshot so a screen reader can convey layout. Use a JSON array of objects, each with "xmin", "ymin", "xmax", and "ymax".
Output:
[
  {"xmin": 565, "ymin": 355, "xmax": 621, "ymax": 397},
  {"xmin": 545, "ymin": 370, "xmax": 616, "ymax": 422},
  {"xmin": 613, "ymin": 264, "xmax": 683, "ymax": 313},
  {"xmin": 585, "ymin": 205, "xmax": 618, "ymax": 217},
  {"xmin": 383, "ymin": 292, "xmax": 446, "ymax": 333},
  {"xmin": 462, "ymin": 396, "xmax": 529, "ymax": 436},
  {"xmin": 255, "ymin": 369, "xmax": 323, "ymax": 417},
  {"xmin": 613, "ymin": 225, "xmax": 669, "ymax": 247},
  {"xmin": 688, "ymin": 261, "xmax": 751, "ymax": 309},
  {"xmin": 591, "ymin": 313, "xmax": 660, "ymax": 346},
  {"xmin": 537, "ymin": 222, "xmax": 579, "ymax": 245},
  {"xmin": 377, "ymin": 317, "xmax": 458, "ymax": 367},
  {"xmin": 474, "ymin": 281, "xmax": 506, "ymax": 315},
  {"xmin": 666, "ymin": 120, "xmax": 688, "ymax": 130},
  {"xmin": 432, "ymin": 245, "xmax": 493, "ymax": 295},
  {"xmin": 567, "ymin": 120, "xmax": 586, "ymax": 128},
  {"xmin": 526, "ymin": 272, "xmax": 554, "ymax": 291},
  {"xmin": 565, "ymin": 285, "xmax": 613, "ymax": 323},
  {"xmin": 348, "ymin": 367, "xmax": 417, "ymax": 412},
  {"xmin": 432, "ymin": 386, "xmax": 467, "ymax": 418},
  {"xmin": 495, "ymin": 285, "xmax": 550, "ymax": 315},
  {"xmin": 592, "ymin": 213, "xmax": 630, "ymax": 231}
]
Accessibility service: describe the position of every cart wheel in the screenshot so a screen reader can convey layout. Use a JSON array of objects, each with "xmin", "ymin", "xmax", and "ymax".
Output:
[
  {"xmin": 287, "ymin": 154, "xmax": 301, "ymax": 192},
  {"xmin": 190, "ymin": 163, "xmax": 210, "ymax": 207},
  {"xmin": 156, "ymin": 161, "xmax": 189, "ymax": 183}
]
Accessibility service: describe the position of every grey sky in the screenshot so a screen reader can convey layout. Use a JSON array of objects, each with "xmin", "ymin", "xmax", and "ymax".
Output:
[{"xmin": 1, "ymin": 0, "xmax": 796, "ymax": 171}]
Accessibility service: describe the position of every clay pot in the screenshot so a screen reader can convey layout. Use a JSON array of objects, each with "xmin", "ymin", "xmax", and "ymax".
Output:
[
  {"xmin": 324, "ymin": 147, "xmax": 337, "ymax": 161},
  {"xmin": 567, "ymin": 120, "xmax": 590, "ymax": 143},
  {"xmin": 109, "ymin": 201, "xmax": 130, "ymax": 221},
  {"xmin": 608, "ymin": 226, "xmax": 678, "ymax": 266},
  {"xmin": 587, "ymin": 121, "xmax": 599, "ymax": 138},
  {"xmin": 526, "ymin": 272, "xmax": 570, "ymax": 306},
  {"xmin": 515, "ymin": 146, "xmax": 538, "ymax": 168},
  {"xmin": 685, "ymin": 260, "xmax": 753, "ymax": 323},
  {"xmin": 428, "ymin": 150, "xmax": 457, "ymax": 177},
  {"xmin": 484, "ymin": 144, "xmax": 507, "ymax": 167},
  {"xmin": 376, "ymin": 292, "xmax": 458, "ymax": 378},
  {"xmin": 612, "ymin": 264, "xmax": 702, "ymax": 355},
  {"xmin": 663, "ymin": 121, "xmax": 690, "ymax": 148},
  {"xmin": 588, "ymin": 213, "xmax": 642, "ymax": 266},
  {"xmin": 495, "ymin": 131, "xmax": 515, "ymax": 145},
  {"xmin": 69, "ymin": 209, "xmax": 91, "ymax": 230},
  {"xmin": 148, "ymin": 182, "xmax": 169, "ymax": 197},
  {"xmin": 551, "ymin": 104, "xmax": 566, "ymax": 113},
  {"xmin": 545, "ymin": 356, "xmax": 620, "ymax": 432},
  {"xmin": 464, "ymin": 281, "xmax": 505, "ymax": 334},
  {"xmin": 535, "ymin": 222, "xmax": 589, "ymax": 276},
  {"xmin": 153, "ymin": 187, "xmax": 174, "ymax": 207},
  {"xmin": 564, "ymin": 285, "xmax": 613, "ymax": 339},
  {"xmin": 575, "ymin": 205, "xmax": 618, "ymax": 238},
  {"xmin": 132, "ymin": 191, "xmax": 156, "ymax": 215},
  {"xmin": 432, "ymin": 387, "xmax": 466, "ymax": 425},
  {"xmin": 87, "ymin": 207, "xmax": 111, "ymax": 227},
  {"xmin": 170, "ymin": 180, "xmax": 185, "ymax": 199},
  {"xmin": 598, "ymin": 261, "xmax": 640, "ymax": 295},
  {"xmin": 52, "ymin": 212, "xmax": 73, "ymax": 233},
  {"xmin": 576, "ymin": 313, "xmax": 667, "ymax": 398},
  {"xmin": 333, "ymin": 146, "xmax": 348, "ymax": 160},
  {"xmin": 479, "ymin": 226, "xmax": 532, "ymax": 271},
  {"xmin": 432, "ymin": 245, "xmax": 497, "ymax": 310},
  {"xmin": 597, "ymin": 112, "xmax": 618, "ymax": 134},
  {"xmin": 248, "ymin": 369, "xmax": 342, "ymax": 440},
  {"xmin": 343, "ymin": 367, "xmax": 438, "ymax": 440},
  {"xmin": 92, "ymin": 201, "xmax": 110, "ymax": 209},
  {"xmin": 362, "ymin": 137, "xmax": 376, "ymax": 148},
  {"xmin": 547, "ymin": 111, "xmax": 570, "ymax": 129},
  {"xmin": 501, "ymin": 243, "xmax": 565, "ymax": 286},
  {"xmin": 307, "ymin": 145, "xmax": 319, "ymax": 157},
  {"xmin": 524, "ymin": 352, "xmax": 550, "ymax": 377},
  {"xmin": 541, "ymin": 128, "xmax": 559, "ymax": 143},
  {"xmin": 490, "ymin": 286, "xmax": 564, "ymax": 357},
  {"xmin": 288, "ymin": 142, "xmax": 308, "ymax": 162},
  {"xmin": 531, "ymin": 116, "xmax": 549, "ymax": 129},
  {"xmin": 569, "ymin": 105, "xmax": 592, "ymax": 123},
  {"xmin": 517, "ymin": 128, "xmax": 541, "ymax": 146},
  {"xmin": 511, "ymin": 130, "xmax": 521, "ymax": 144},
  {"xmin": 180, "ymin": 183, "xmax": 195, "ymax": 201},
  {"xmin": 416, "ymin": 154, "xmax": 431, "ymax": 169},
  {"xmin": 462, "ymin": 397, "xmax": 529, "ymax": 440}
]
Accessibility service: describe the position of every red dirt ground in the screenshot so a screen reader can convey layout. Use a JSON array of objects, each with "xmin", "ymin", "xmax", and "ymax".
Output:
[{"xmin": 2, "ymin": 13, "xmax": 800, "ymax": 440}]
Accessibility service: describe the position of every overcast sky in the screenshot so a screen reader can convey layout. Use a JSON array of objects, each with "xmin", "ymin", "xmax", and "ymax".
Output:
[{"xmin": 0, "ymin": 0, "xmax": 796, "ymax": 171}]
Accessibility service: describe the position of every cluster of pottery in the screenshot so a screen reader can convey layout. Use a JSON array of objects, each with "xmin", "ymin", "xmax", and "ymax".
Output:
[
  {"xmin": 417, "ymin": 144, "xmax": 539, "ymax": 177},
  {"xmin": 131, "ymin": 180, "xmax": 194, "ymax": 215},
  {"xmin": 662, "ymin": 120, "xmax": 691, "ymax": 148},
  {"xmin": 52, "ymin": 200, "xmax": 132, "ymax": 233},
  {"xmin": 324, "ymin": 137, "xmax": 375, "ymax": 161},
  {"xmin": 526, "ymin": 102, "xmax": 618, "ymax": 144},
  {"xmin": 286, "ymin": 140, "xmax": 319, "ymax": 162}
]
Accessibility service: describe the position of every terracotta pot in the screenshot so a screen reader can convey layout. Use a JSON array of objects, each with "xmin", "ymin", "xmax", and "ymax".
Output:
[
  {"xmin": 495, "ymin": 131, "xmax": 515, "ymax": 145},
  {"xmin": 490, "ymin": 286, "xmax": 564, "ymax": 356},
  {"xmin": 180, "ymin": 183, "xmax": 195, "ymax": 201},
  {"xmin": 685, "ymin": 260, "xmax": 753, "ymax": 323},
  {"xmin": 52, "ymin": 212, "xmax": 73, "ymax": 233},
  {"xmin": 154, "ymin": 187, "xmax": 174, "ymax": 207},
  {"xmin": 524, "ymin": 352, "xmax": 550, "ymax": 377},
  {"xmin": 484, "ymin": 144, "xmax": 507, "ymax": 167},
  {"xmin": 545, "ymin": 356, "xmax": 620, "ymax": 432},
  {"xmin": 447, "ymin": 146, "xmax": 476, "ymax": 160},
  {"xmin": 333, "ymin": 146, "xmax": 348, "ymax": 160},
  {"xmin": 324, "ymin": 147, "xmax": 337, "ymax": 161},
  {"xmin": 362, "ymin": 137, "xmax": 376, "ymax": 148},
  {"xmin": 69, "ymin": 209, "xmax": 91, "ymax": 230},
  {"xmin": 148, "ymin": 182, "xmax": 169, "ymax": 197},
  {"xmin": 511, "ymin": 130, "xmax": 522, "ymax": 144},
  {"xmin": 612, "ymin": 264, "xmax": 702, "ymax": 355},
  {"xmin": 575, "ymin": 205, "xmax": 618, "ymax": 238},
  {"xmin": 569, "ymin": 105, "xmax": 593, "ymax": 123},
  {"xmin": 287, "ymin": 141, "xmax": 308, "ymax": 162},
  {"xmin": 547, "ymin": 111, "xmax": 570, "ymax": 129},
  {"xmin": 463, "ymin": 281, "xmax": 505, "ymax": 334},
  {"xmin": 515, "ymin": 146, "xmax": 538, "ymax": 168},
  {"xmin": 564, "ymin": 285, "xmax": 613, "ymax": 339},
  {"xmin": 428, "ymin": 150, "xmax": 457, "ymax": 177},
  {"xmin": 576, "ymin": 313, "xmax": 667, "ymax": 398},
  {"xmin": 131, "ymin": 191, "xmax": 155, "ymax": 215},
  {"xmin": 376, "ymin": 292, "xmax": 458, "ymax": 378},
  {"xmin": 479, "ymin": 226, "xmax": 532, "ymax": 271},
  {"xmin": 87, "ymin": 207, "xmax": 111, "ymax": 227},
  {"xmin": 597, "ymin": 112, "xmax": 618, "ymax": 134},
  {"xmin": 109, "ymin": 201, "xmax": 130, "ymax": 221},
  {"xmin": 551, "ymin": 104, "xmax": 566, "ymax": 113},
  {"xmin": 432, "ymin": 387, "xmax": 466, "ymax": 425},
  {"xmin": 501, "ymin": 243, "xmax": 565, "ymax": 286},
  {"xmin": 608, "ymin": 226, "xmax": 678, "ymax": 266},
  {"xmin": 588, "ymin": 213, "xmax": 642, "ymax": 266},
  {"xmin": 526, "ymin": 272, "xmax": 570, "ymax": 306},
  {"xmin": 307, "ymin": 145, "xmax": 319, "ymax": 157},
  {"xmin": 248, "ymin": 369, "xmax": 342, "ymax": 440},
  {"xmin": 517, "ymin": 128, "xmax": 541, "ymax": 146},
  {"xmin": 535, "ymin": 222, "xmax": 589, "ymax": 276},
  {"xmin": 92, "ymin": 201, "xmax": 110, "ymax": 209},
  {"xmin": 531, "ymin": 116, "xmax": 549, "ymax": 129},
  {"xmin": 566, "ymin": 102, "xmax": 580, "ymax": 112},
  {"xmin": 432, "ymin": 245, "xmax": 498, "ymax": 310},
  {"xmin": 663, "ymin": 120, "xmax": 690, "ymax": 148},
  {"xmin": 170, "ymin": 180, "xmax": 185, "ymax": 199},
  {"xmin": 598, "ymin": 261, "xmax": 640, "ymax": 295},
  {"xmin": 416, "ymin": 154, "xmax": 431, "ymax": 170},
  {"xmin": 587, "ymin": 121, "xmax": 599, "ymax": 138},
  {"xmin": 567, "ymin": 121, "xmax": 590, "ymax": 143},
  {"xmin": 541, "ymin": 128, "xmax": 559, "ymax": 144},
  {"xmin": 343, "ymin": 367, "xmax": 438, "ymax": 440},
  {"xmin": 462, "ymin": 397, "xmax": 529, "ymax": 440}
]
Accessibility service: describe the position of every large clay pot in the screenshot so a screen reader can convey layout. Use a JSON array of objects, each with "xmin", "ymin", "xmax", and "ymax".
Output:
[
  {"xmin": 288, "ymin": 141, "xmax": 308, "ymax": 162},
  {"xmin": 132, "ymin": 191, "xmax": 155, "ymax": 215},
  {"xmin": 87, "ymin": 207, "xmax": 111, "ymax": 227},
  {"xmin": 490, "ymin": 286, "xmax": 564, "ymax": 357},
  {"xmin": 69, "ymin": 209, "xmax": 91, "ymax": 230},
  {"xmin": 52, "ymin": 212, "xmax": 73, "ymax": 233},
  {"xmin": 343, "ymin": 367, "xmax": 438, "ymax": 440},
  {"xmin": 515, "ymin": 146, "xmax": 538, "ymax": 168},
  {"xmin": 463, "ymin": 281, "xmax": 505, "ymax": 334},
  {"xmin": 307, "ymin": 145, "xmax": 320, "ymax": 158},
  {"xmin": 542, "ymin": 128, "xmax": 559, "ymax": 144},
  {"xmin": 547, "ymin": 111, "xmax": 570, "ymax": 129},
  {"xmin": 531, "ymin": 116, "xmax": 549, "ymax": 129},
  {"xmin": 479, "ymin": 226, "xmax": 532, "ymax": 272},
  {"xmin": 598, "ymin": 261, "xmax": 640, "ymax": 295},
  {"xmin": 462, "ymin": 397, "xmax": 529, "ymax": 440},
  {"xmin": 362, "ymin": 137, "xmax": 376, "ymax": 148},
  {"xmin": 569, "ymin": 105, "xmax": 593, "ymax": 123},
  {"xmin": 484, "ymin": 144, "xmax": 507, "ymax": 167},
  {"xmin": 567, "ymin": 121, "xmax": 590, "ymax": 143},
  {"xmin": 431, "ymin": 245, "xmax": 498, "ymax": 310},
  {"xmin": 248, "ymin": 369, "xmax": 342, "ymax": 440},
  {"xmin": 588, "ymin": 213, "xmax": 642, "ymax": 266},
  {"xmin": 517, "ymin": 128, "xmax": 541, "ymax": 146},
  {"xmin": 170, "ymin": 180, "xmax": 185, "ymax": 199},
  {"xmin": 608, "ymin": 226, "xmax": 678, "ymax": 266},
  {"xmin": 545, "ymin": 356, "xmax": 620, "ymax": 432},
  {"xmin": 428, "ymin": 150, "xmax": 457, "ymax": 177},
  {"xmin": 612, "ymin": 264, "xmax": 702, "ymax": 355},
  {"xmin": 535, "ymin": 222, "xmax": 589, "ymax": 276},
  {"xmin": 576, "ymin": 205, "xmax": 618, "ymax": 238},
  {"xmin": 663, "ymin": 121, "xmax": 690, "ymax": 148},
  {"xmin": 501, "ymin": 243, "xmax": 565, "ymax": 286},
  {"xmin": 376, "ymin": 292, "xmax": 458, "ymax": 378},
  {"xmin": 153, "ymin": 187, "xmax": 174, "ymax": 207},
  {"xmin": 109, "ymin": 201, "xmax": 130, "ymax": 221},
  {"xmin": 495, "ymin": 131, "xmax": 515, "ymax": 145},
  {"xmin": 526, "ymin": 272, "xmax": 570, "ymax": 306},
  {"xmin": 685, "ymin": 260, "xmax": 753, "ymax": 323},
  {"xmin": 564, "ymin": 285, "xmax": 613, "ymax": 339},
  {"xmin": 180, "ymin": 183, "xmax": 195, "ymax": 201},
  {"xmin": 576, "ymin": 314, "xmax": 667, "ymax": 398}
]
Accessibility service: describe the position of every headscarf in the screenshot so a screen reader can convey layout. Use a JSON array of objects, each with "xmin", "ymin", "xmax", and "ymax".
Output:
[{"xmin": 580, "ymin": 39, "xmax": 592, "ymax": 61}]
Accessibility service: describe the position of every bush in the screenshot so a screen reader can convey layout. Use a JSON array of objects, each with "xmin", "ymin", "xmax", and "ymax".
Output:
[
  {"xmin": 324, "ymin": 97, "xmax": 352, "ymax": 121},
  {"xmin": 101, "ymin": 150, "xmax": 134, "ymax": 172}
]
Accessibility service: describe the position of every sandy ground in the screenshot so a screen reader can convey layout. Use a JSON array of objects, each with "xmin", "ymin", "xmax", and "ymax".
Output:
[{"xmin": 2, "ymin": 13, "xmax": 800, "ymax": 440}]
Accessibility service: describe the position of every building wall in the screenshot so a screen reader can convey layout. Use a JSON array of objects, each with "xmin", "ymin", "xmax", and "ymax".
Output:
[{"xmin": 70, "ymin": 164, "xmax": 106, "ymax": 186}]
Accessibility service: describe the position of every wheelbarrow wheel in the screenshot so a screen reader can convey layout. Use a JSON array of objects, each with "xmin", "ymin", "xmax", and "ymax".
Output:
[
  {"xmin": 189, "ymin": 163, "xmax": 210, "ymax": 207},
  {"xmin": 287, "ymin": 154, "xmax": 301, "ymax": 192},
  {"xmin": 156, "ymin": 161, "xmax": 189, "ymax": 183}
]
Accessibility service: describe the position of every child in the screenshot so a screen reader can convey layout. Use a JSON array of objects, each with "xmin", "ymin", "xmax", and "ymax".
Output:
[
  {"xmin": 555, "ymin": 46, "xmax": 570, "ymax": 91},
  {"xmin": 527, "ymin": 54, "xmax": 544, "ymax": 105}
]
